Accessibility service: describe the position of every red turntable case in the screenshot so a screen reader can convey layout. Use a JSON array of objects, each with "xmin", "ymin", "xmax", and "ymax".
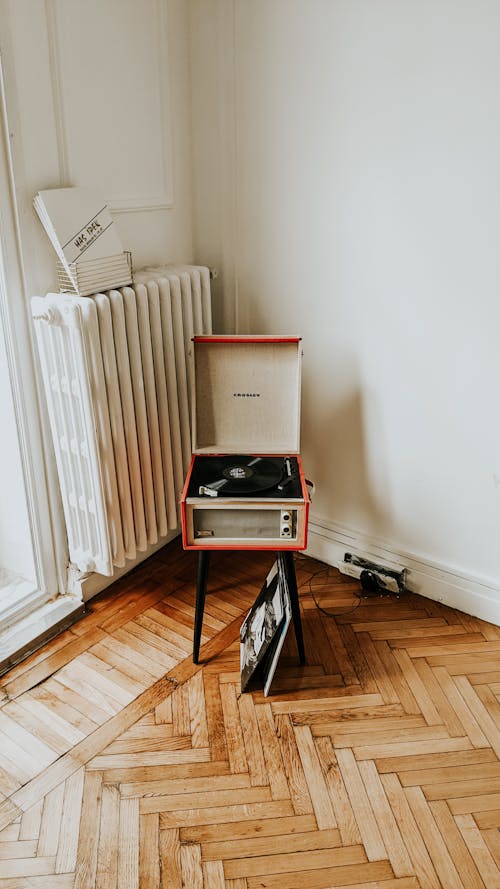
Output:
[{"xmin": 180, "ymin": 336, "xmax": 310, "ymax": 550}]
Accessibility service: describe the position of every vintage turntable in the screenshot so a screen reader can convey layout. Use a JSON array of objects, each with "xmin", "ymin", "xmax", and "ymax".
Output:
[{"xmin": 180, "ymin": 336, "xmax": 310, "ymax": 550}]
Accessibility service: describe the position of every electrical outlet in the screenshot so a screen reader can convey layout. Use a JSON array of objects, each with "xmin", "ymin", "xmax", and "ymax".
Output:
[{"xmin": 339, "ymin": 552, "xmax": 407, "ymax": 595}]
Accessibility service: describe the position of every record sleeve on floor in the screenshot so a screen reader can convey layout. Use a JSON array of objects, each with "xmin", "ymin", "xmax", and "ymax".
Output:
[{"xmin": 240, "ymin": 553, "xmax": 292, "ymax": 695}]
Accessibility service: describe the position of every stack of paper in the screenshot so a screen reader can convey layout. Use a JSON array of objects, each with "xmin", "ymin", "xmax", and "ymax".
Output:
[
  {"xmin": 56, "ymin": 253, "xmax": 132, "ymax": 297},
  {"xmin": 33, "ymin": 187, "xmax": 132, "ymax": 295}
]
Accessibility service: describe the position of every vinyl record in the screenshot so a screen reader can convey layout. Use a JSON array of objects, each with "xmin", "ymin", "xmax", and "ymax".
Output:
[{"xmin": 204, "ymin": 455, "xmax": 283, "ymax": 494}]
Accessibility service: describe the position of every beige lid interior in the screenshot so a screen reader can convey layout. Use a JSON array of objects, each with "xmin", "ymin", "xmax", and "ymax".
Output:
[{"xmin": 192, "ymin": 339, "xmax": 301, "ymax": 454}]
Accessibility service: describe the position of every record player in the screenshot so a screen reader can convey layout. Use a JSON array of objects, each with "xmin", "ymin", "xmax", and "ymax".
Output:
[{"xmin": 181, "ymin": 335, "xmax": 310, "ymax": 550}]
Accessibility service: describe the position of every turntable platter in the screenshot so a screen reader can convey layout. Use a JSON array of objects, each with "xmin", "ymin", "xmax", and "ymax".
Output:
[{"xmin": 201, "ymin": 455, "xmax": 283, "ymax": 495}]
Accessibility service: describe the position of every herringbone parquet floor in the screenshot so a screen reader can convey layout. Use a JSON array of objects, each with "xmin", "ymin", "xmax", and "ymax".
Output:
[{"xmin": 0, "ymin": 540, "xmax": 499, "ymax": 888}]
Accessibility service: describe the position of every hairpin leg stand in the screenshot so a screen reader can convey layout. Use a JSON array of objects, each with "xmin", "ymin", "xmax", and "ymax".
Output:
[
  {"xmin": 192, "ymin": 550, "xmax": 305, "ymax": 666},
  {"xmin": 281, "ymin": 551, "xmax": 306, "ymax": 665},
  {"xmin": 193, "ymin": 551, "xmax": 210, "ymax": 664}
]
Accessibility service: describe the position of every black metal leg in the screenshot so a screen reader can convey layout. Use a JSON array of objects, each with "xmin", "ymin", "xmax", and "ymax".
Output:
[
  {"xmin": 193, "ymin": 551, "xmax": 210, "ymax": 663},
  {"xmin": 281, "ymin": 551, "xmax": 306, "ymax": 665}
]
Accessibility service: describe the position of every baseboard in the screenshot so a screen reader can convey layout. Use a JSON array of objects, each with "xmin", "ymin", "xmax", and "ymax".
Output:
[
  {"xmin": 0, "ymin": 596, "xmax": 86, "ymax": 676},
  {"xmin": 72, "ymin": 530, "xmax": 180, "ymax": 602},
  {"xmin": 306, "ymin": 514, "xmax": 500, "ymax": 626}
]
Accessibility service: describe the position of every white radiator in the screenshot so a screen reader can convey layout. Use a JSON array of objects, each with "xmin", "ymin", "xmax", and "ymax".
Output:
[{"xmin": 31, "ymin": 266, "xmax": 212, "ymax": 576}]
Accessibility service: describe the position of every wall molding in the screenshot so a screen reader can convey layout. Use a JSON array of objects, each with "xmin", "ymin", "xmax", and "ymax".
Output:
[
  {"xmin": 307, "ymin": 512, "xmax": 500, "ymax": 626},
  {"xmin": 45, "ymin": 0, "xmax": 174, "ymax": 212}
]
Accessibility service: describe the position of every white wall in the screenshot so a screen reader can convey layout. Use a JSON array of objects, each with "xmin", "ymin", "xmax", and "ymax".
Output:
[{"xmin": 190, "ymin": 0, "xmax": 500, "ymax": 621}]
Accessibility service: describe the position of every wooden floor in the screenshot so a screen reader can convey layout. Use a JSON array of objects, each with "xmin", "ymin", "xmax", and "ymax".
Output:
[{"xmin": 0, "ymin": 541, "xmax": 499, "ymax": 888}]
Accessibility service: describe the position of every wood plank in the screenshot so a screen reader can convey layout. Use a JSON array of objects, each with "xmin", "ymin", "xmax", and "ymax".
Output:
[
  {"xmin": 220, "ymin": 682, "xmax": 249, "ymax": 775},
  {"xmin": 331, "ymin": 725, "xmax": 451, "ymax": 749},
  {"xmin": 203, "ymin": 672, "xmax": 229, "ymax": 763},
  {"xmin": 55, "ymin": 768, "xmax": 85, "ymax": 874},
  {"xmin": 390, "ymin": 649, "xmax": 442, "ymax": 725},
  {"xmin": 180, "ymin": 813, "xmax": 317, "ymax": 844},
  {"xmin": 0, "ymin": 839, "xmax": 37, "ymax": 859},
  {"xmin": 346, "ymin": 633, "xmax": 400, "ymax": 704},
  {"xmin": 120, "ymin": 773, "xmax": 252, "ymax": 800},
  {"xmin": 159, "ymin": 828, "xmax": 182, "ymax": 889},
  {"xmin": 392, "ymin": 632, "xmax": 484, "ymax": 650},
  {"xmin": 293, "ymin": 724, "xmax": 337, "ymax": 829},
  {"xmin": 139, "ymin": 812, "xmax": 160, "ymax": 889},
  {"xmin": 381, "ymin": 773, "xmax": 442, "ymax": 889},
  {"xmin": 255, "ymin": 703, "xmax": 290, "ymax": 801},
  {"xmin": 171, "ymin": 681, "xmax": 191, "ymax": 737},
  {"xmin": 74, "ymin": 771, "xmax": 102, "ymax": 889},
  {"xmin": 95, "ymin": 783, "xmax": 120, "ymax": 889},
  {"xmin": 406, "ymin": 639, "xmax": 500, "ymax": 658},
  {"xmin": 19, "ymin": 799, "xmax": 42, "ymax": 841},
  {"xmin": 0, "ymin": 876, "xmax": 74, "ymax": 889},
  {"xmin": 224, "ymin": 843, "xmax": 367, "ymax": 879},
  {"xmin": 453, "ymin": 675, "xmax": 500, "ymax": 757},
  {"xmin": 37, "ymin": 781, "xmax": 65, "ymax": 857},
  {"xmin": 354, "ymin": 736, "xmax": 473, "ymax": 761},
  {"xmin": 188, "ymin": 670, "xmax": 209, "ymax": 748},
  {"xmin": 88, "ymin": 746, "xmax": 207, "ymax": 771},
  {"xmin": 428, "ymin": 799, "xmax": 486, "ymax": 889},
  {"xmin": 335, "ymin": 748, "xmax": 386, "ymax": 861},
  {"xmin": 237, "ymin": 691, "xmax": 268, "ymax": 787},
  {"xmin": 449, "ymin": 793, "xmax": 500, "ymax": 815},
  {"xmin": 140, "ymin": 785, "xmax": 272, "ymax": 815},
  {"xmin": 244, "ymin": 860, "xmax": 394, "ymax": 889},
  {"xmin": 180, "ymin": 842, "xmax": 203, "ymax": 889},
  {"xmin": 358, "ymin": 760, "xmax": 413, "ymax": 877},
  {"xmin": 400, "ymin": 761, "xmax": 500, "ymax": 786},
  {"xmin": 275, "ymin": 714, "xmax": 313, "ymax": 816},
  {"xmin": 473, "ymin": 809, "xmax": 500, "ymax": 829},
  {"xmin": 310, "ymin": 715, "xmax": 426, "ymax": 738},
  {"xmin": 159, "ymin": 800, "xmax": 295, "ymax": 830},
  {"xmin": 208, "ymin": 828, "xmax": 342, "ymax": 866},
  {"xmin": 337, "ymin": 624, "xmax": 379, "ymax": 693},
  {"xmin": 203, "ymin": 860, "xmax": 226, "ymax": 889},
  {"xmin": 0, "ymin": 856, "xmax": 56, "ymax": 877},
  {"xmin": 101, "ymin": 760, "xmax": 230, "ymax": 786},
  {"xmin": 411, "ymin": 657, "xmax": 466, "ymax": 736},
  {"xmin": 272, "ymin": 693, "xmax": 384, "ymax": 715},
  {"xmin": 422, "ymin": 775, "xmax": 500, "ymax": 800},
  {"xmin": 404, "ymin": 786, "xmax": 465, "ymax": 889},
  {"xmin": 314, "ymin": 736, "xmax": 361, "ymax": 846},
  {"xmin": 118, "ymin": 797, "xmax": 139, "ymax": 889},
  {"xmin": 454, "ymin": 813, "xmax": 500, "ymax": 888},
  {"xmin": 432, "ymin": 666, "xmax": 489, "ymax": 746},
  {"xmin": 375, "ymin": 747, "xmax": 496, "ymax": 775}
]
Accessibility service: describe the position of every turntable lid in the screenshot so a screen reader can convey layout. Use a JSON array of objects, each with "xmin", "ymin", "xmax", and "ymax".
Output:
[{"xmin": 191, "ymin": 336, "xmax": 302, "ymax": 455}]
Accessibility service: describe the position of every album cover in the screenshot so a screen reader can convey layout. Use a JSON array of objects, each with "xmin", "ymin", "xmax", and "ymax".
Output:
[
  {"xmin": 263, "ymin": 554, "xmax": 292, "ymax": 696},
  {"xmin": 240, "ymin": 555, "xmax": 291, "ymax": 695}
]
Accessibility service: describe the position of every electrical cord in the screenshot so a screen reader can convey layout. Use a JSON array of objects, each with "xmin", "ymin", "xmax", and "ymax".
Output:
[{"xmin": 296, "ymin": 556, "xmax": 401, "ymax": 619}]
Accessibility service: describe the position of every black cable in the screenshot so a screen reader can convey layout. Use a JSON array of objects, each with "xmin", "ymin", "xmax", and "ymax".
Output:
[{"xmin": 296, "ymin": 556, "xmax": 400, "ymax": 620}]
